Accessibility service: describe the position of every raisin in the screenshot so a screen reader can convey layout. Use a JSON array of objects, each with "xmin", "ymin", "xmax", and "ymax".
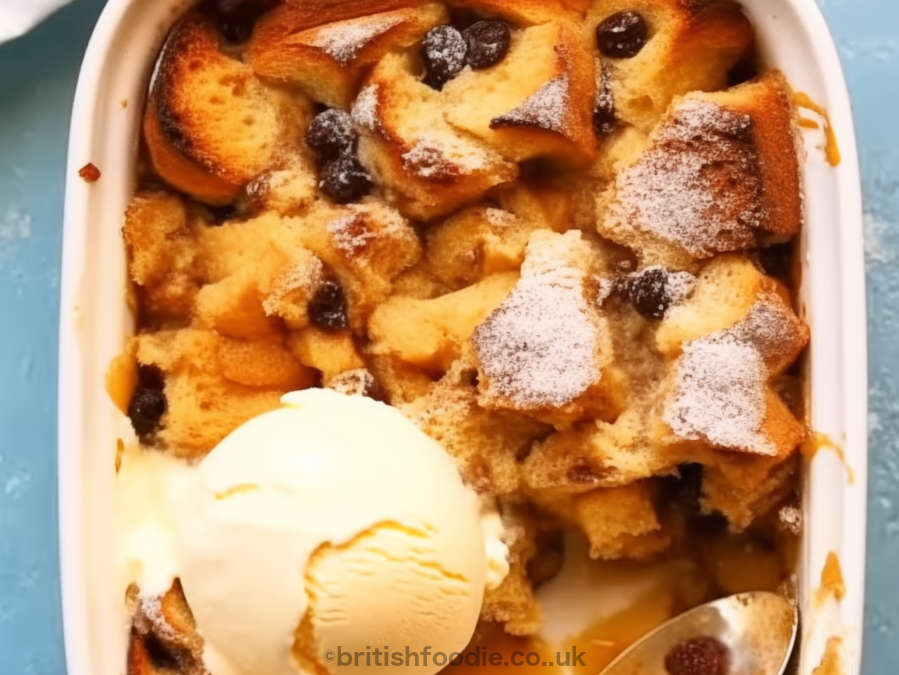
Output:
[
  {"xmin": 659, "ymin": 463, "xmax": 704, "ymax": 514},
  {"xmin": 727, "ymin": 56, "xmax": 759, "ymax": 87},
  {"xmin": 421, "ymin": 25, "xmax": 468, "ymax": 90},
  {"xmin": 665, "ymin": 637, "xmax": 729, "ymax": 675},
  {"xmin": 206, "ymin": 204, "xmax": 237, "ymax": 224},
  {"xmin": 759, "ymin": 242, "xmax": 793, "ymax": 281},
  {"xmin": 596, "ymin": 11, "xmax": 648, "ymax": 59},
  {"xmin": 214, "ymin": 0, "xmax": 277, "ymax": 43},
  {"xmin": 306, "ymin": 109, "xmax": 357, "ymax": 161},
  {"xmin": 623, "ymin": 267, "xmax": 671, "ymax": 319},
  {"xmin": 137, "ymin": 365, "xmax": 165, "ymax": 391},
  {"xmin": 128, "ymin": 387, "xmax": 167, "ymax": 440},
  {"xmin": 463, "ymin": 20, "xmax": 511, "ymax": 70},
  {"xmin": 309, "ymin": 280, "xmax": 349, "ymax": 330},
  {"xmin": 318, "ymin": 155, "xmax": 372, "ymax": 203}
]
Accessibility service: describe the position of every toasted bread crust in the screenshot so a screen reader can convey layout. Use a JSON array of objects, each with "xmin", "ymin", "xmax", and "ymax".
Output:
[
  {"xmin": 487, "ymin": 24, "xmax": 598, "ymax": 164},
  {"xmin": 251, "ymin": 0, "xmax": 426, "ymax": 45},
  {"xmin": 249, "ymin": 3, "xmax": 448, "ymax": 107},
  {"xmin": 448, "ymin": 0, "xmax": 590, "ymax": 24},
  {"xmin": 146, "ymin": 11, "xmax": 308, "ymax": 204},
  {"xmin": 143, "ymin": 99, "xmax": 240, "ymax": 205},
  {"xmin": 597, "ymin": 72, "xmax": 801, "ymax": 268},
  {"xmin": 693, "ymin": 72, "xmax": 801, "ymax": 239}
]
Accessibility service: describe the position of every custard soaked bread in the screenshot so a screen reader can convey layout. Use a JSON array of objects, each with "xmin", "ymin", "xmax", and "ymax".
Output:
[{"xmin": 122, "ymin": 0, "xmax": 808, "ymax": 669}]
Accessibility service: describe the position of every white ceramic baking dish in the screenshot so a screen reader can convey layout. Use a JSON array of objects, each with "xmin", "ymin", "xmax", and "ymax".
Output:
[{"xmin": 58, "ymin": 1, "xmax": 867, "ymax": 673}]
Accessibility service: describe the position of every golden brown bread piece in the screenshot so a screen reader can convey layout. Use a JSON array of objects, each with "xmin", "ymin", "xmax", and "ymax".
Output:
[
  {"xmin": 249, "ymin": 2, "xmax": 448, "ymax": 107},
  {"xmin": 598, "ymin": 73, "xmax": 801, "ymax": 268},
  {"xmin": 365, "ymin": 352, "xmax": 436, "ymax": 404},
  {"xmin": 288, "ymin": 327, "xmax": 366, "ymax": 380},
  {"xmin": 444, "ymin": 21, "xmax": 598, "ymax": 165},
  {"xmin": 249, "ymin": 0, "xmax": 427, "ymax": 48},
  {"xmin": 480, "ymin": 501, "xmax": 543, "ymax": 635},
  {"xmin": 543, "ymin": 481, "xmax": 672, "ymax": 560},
  {"xmin": 353, "ymin": 52, "xmax": 518, "ymax": 220},
  {"xmin": 402, "ymin": 359, "xmax": 551, "ymax": 495},
  {"xmin": 656, "ymin": 254, "xmax": 809, "ymax": 375},
  {"xmin": 690, "ymin": 73, "xmax": 803, "ymax": 241},
  {"xmin": 368, "ymin": 272, "xmax": 518, "ymax": 373},
  {"xmin": 587, "ymin": 0, "xmax": 754, "ymax": 131},
  {"xmin": 123, "ymin": 191, "xmax": 203, "ymax": 323},
  {"xmin": 191, "ymin": 201, "xmax": 421, "ymax": 333},
  {"xmin": 145, "ymin": 11, "xmax": 311, "ymax": 205},
  {"xmin": 133, "ymin": 329, "xmax": 317, "ymax": 457},
  {"xmin": 424, "ymin": 205, "xmax": 539, "ymax": 290},
  {"xmin": 449, "ymin": 0, "xmax": 589, "ymax": 24}
]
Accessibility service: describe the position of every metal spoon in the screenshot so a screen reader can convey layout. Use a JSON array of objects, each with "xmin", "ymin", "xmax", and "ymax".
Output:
[{"xmin": 599, "ymin": 592, "xmax": 799, "ymax": 675}]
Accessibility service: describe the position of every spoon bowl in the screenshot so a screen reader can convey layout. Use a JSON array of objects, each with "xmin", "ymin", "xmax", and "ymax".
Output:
[{"xmin": 599, "ymin": 592, "xmax": 798, "ymax": 675}]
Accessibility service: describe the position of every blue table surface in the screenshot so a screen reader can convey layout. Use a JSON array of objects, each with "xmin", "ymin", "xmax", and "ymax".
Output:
[{"xmin": 1, "ymin": 0, "xmax": 897, "ymax": 672}]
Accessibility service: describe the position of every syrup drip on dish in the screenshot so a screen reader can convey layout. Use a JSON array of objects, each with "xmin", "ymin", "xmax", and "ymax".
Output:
[
  {"xmin": 801, "ymin": 431, "xmax": 855, "ymax": 484},
  {"xmin": 793, "ymin": 91, "xmax": 841, "ymax": 167}
]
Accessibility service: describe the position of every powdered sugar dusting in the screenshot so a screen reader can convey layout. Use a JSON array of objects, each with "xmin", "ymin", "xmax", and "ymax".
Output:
[
  {"xmin": 473, "ymin": 231, "xmax": 601, "ymax": 409},
  {"xmin": 351, "ymin": 84, "xmax": 380, "ymax": 133},
  {"xmin": 262, "ymin": 255, "xmax": 323, "ymax": 317},
  {"xmin": 328, "ymin": 211, "xmax": 373, "ymax": 255},
  {"xmin": 401, "ymin": 135, "xmax": 489, "ymax": 179},
  {"xmin": 485, "ymin": 208, "xmax": 518, "ymax": 228},
  {"xmin": 729, "ymin": 298, "xmax": 801, "ymax": 362},
  {"xmin": 778, "ymin": 504, "xmax": 802, "ymax": 534},
  {"xmin": 326, "ymin": 203, "xmax": 409, "ymax": 257},
  {"xmin": 595, "ymin": 276, "xmax": 616, "ymax": 305},
  {"xmin": 605, "ymin": 98, "xmax": 764, "ymax": 258},
  {"xmin": 662, "ymin": 269, "xmax": 696, "ymax": 305},
  {"xmin": 135, "ymin": 595, "xmax": 181, "ymax": 644},
  {"xmin": 663, "ymin": 288, "xmax": 804, "ymax": 454},
  {"xmin": 491, "ymin": 75, "xmax": 570, "ymax": 134},
  {"xmin": 326, "ymin": 368, "xmax": 377, "ymax": 397},
  {"xmin": 664, "ymin": 334, "xmax": 775, "ymax": 455},
  {"xmin": 307, "ymin": 15, "xmax": 404, "ymax": 67}
]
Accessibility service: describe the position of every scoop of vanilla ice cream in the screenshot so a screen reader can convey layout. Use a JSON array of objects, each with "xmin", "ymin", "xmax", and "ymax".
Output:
[{"xmin": 172, "ymin": 389, "xmax": 506, "ymax": 675}]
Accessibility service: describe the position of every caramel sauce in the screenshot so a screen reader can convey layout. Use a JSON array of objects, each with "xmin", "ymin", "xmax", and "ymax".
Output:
[
  {"xmin": 441, "ymin": 594, "xmax": 674, "ymax": 675},
  {"xmin": 812, "ymin": 636, "xmax": 846, "ymax": 675},
  {"xmin": 106, "ymin": 351, "xmax": 138, "ymax": 414},
  {"xmin": 798, "ymin": 117, "xmax": 820, "ymax": 130},
  {"xmin": 801, "ymin": 432, "xmax": 854, "ymax": 484},
  {"xmin": 793, "ymin": 92, "xmax": 841, "ymax": 167},
  {"xmin": 115, "ymin": 437, "xmax": 125, "ymax": 474},
  {"xmin": 569, "ymin": 589, "xmax": 676, "ymax": 674},
  {"xmin": 816, "ymin": 551, "xmax": 846, "ymax": 606}
]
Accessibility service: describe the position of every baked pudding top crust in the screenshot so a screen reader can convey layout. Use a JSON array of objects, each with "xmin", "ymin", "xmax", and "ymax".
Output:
[{"xmin": 121, "ymin": 0, "xmax": 807, "ymax": 671}]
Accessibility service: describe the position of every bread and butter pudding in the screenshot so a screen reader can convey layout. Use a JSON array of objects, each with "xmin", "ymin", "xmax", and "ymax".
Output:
[{"xmin": 111, "ymin": 0, "xmax": 808, "ymax": 672}]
